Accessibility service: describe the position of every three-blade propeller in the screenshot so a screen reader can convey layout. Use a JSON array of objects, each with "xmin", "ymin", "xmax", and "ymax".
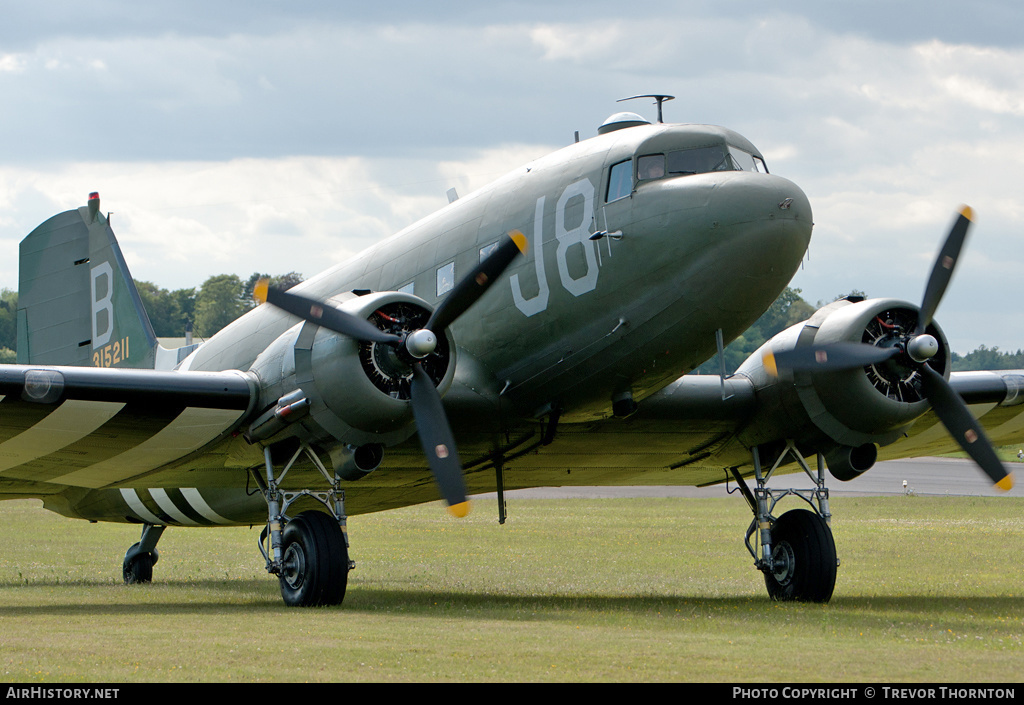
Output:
[
  {"xmin": 254, "ymin": 231, "xmax": 529, "ymax": 516},
  {"xmin": 764, "ymin": 207, "xmax": 1013, "ymax": 491}
]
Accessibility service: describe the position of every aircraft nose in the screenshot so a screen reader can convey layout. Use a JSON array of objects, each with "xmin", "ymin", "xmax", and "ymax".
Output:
[
  {"xmin": 694, "ymin": 172, "xmax": 813, "ymax": 315},
  {"xmin": 705, "ymin": 172, "xmax": 812, "ymax": 242}
]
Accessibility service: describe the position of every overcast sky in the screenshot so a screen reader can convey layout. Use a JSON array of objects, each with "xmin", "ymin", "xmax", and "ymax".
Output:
[{"xmin": 2, "ymin": 1, "xmax": 1022, "ymax": 353}]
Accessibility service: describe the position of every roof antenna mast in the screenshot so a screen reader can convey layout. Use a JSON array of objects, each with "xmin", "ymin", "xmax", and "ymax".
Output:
[{"xmin": 617, "ymin": 94, "xmax": 675, "ymax": 124}]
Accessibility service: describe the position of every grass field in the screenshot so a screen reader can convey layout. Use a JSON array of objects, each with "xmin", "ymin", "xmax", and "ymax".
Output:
[
  {"xmin": 0, "ymin": 495, "xmax": 1021, "ymax": 683},
  {"xmin": 945, "ymin": 445, "xmax": 1024, "ymax": 463}
]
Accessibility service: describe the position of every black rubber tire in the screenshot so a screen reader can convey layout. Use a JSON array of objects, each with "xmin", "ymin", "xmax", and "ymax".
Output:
[
  {"xmin": 278, "ymin": 511, "xmax": 349, "ymax": 607},
  {"xmin": 123, "ymin": 552, "xmax": 154, "ymax": 584},
  {"xmin": 763, "ymin": 509, "xmax": 837, "ymax": 603}
]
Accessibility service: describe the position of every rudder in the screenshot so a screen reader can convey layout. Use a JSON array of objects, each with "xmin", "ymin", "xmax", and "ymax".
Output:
[{"xmin": 17, "ymin": 193, "xmax": 158, "ymax": 368}]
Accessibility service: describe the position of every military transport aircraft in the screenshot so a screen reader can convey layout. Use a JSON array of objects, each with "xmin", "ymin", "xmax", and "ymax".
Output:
[{"xmin": 2, "ymin": 96, "xmax": 1021, "ymax": 607}]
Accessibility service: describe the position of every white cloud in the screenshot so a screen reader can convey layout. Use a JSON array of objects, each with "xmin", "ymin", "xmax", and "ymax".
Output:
[
  {"xmin": 0, "ymin": 147, "xmax": 559, "ymax": 292},
  {"xmin": 529, "ymin": 24, "xmax": 623, "ymax": 63},
  {"xmin": 0, "ymin": 5, "xmax": 1022, "ymax": 353},
  {"xmin": 437, "ymin": 144, "xmax": 555, "ymax": 196},
  {"xmin": 0, "ymin": 54, "xmax": 25, "ymax": 73}
]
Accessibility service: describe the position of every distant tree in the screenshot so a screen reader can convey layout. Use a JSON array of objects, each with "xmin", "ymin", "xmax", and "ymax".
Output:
[
  {"xmin": 172, "ymin": 287, "xmax": 197, "ymax": 333},
  {"xmin": 761, "ymin": 286, "xmax": 816, "ymax": 333},
  {"xmin": 815, "ymin": 289, "xmax": 867, "ymax": 308},
  {"xmin": 695, "ymin": 287, "xmax": 816, "ymax": 375},
  {"xmin": 952, "ymin": 346, "xmax": 1024, "ymax": 371},
  {"xmin": 193, "ymin": 274, "xmax": 247, "ymax": 338},
  {"xmin": 242, "ymin": 271, "xmax": 303, "ymax": 309},
  {"xmin": 135, "ymin": 281, "xmax": 197, "ymax": 338},
  {"xmin": 0, "ymin": 289, "xmax": 17, "ymax": 352},
  {"xmin": 691, "ymin": 285, "xmax": 1024, "ymax": 376},
  {"xmin": 137, "ymin": 272, "xmax": 302, "ymax": 340}
]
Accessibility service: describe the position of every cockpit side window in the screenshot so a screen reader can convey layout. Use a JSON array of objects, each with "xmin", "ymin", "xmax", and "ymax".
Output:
[
  {"xmin": 727, "ymin": 146, "xmax": 769, "ymax": 173},
  {"xmin": 637, "ymin": 154, "xmax": 665, "ymax": 181},
  {"xmin": 606, "ymin": 159, "xmax": 633, "ymax": 202}
]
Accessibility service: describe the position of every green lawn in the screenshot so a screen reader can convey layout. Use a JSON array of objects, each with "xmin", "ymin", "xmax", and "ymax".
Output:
[
  {"xmin": 943, "ymin": 445, "xmax": 1024, "ymax": 463},
  {"xmin": 0, "ymin": 495, "xmax": 1020, "ymax": 682}
]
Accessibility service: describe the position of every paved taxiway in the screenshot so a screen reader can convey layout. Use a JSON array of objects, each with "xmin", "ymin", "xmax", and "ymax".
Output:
[{"xmin": 478, "ymin": 458, "xmax": 1022, "ymax": 500}]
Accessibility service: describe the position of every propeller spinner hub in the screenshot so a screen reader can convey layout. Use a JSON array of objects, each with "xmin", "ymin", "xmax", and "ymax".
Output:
[
  {"xmin": 405, "ymin": 329, "xmax": 438, "ymax": 359},
  {"xmin": 907, "ymin": 334, "xmax": 939, "ymax": 363}
]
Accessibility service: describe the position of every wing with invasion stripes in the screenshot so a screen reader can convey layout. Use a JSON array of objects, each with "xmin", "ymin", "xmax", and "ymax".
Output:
[{"xmin": 0, "ymin": 365, "xmax": 258, "ymax": 497}]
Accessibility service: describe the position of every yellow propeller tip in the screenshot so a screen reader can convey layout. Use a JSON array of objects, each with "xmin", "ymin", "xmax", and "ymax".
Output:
[
  {"xmin": 959, "ymin": 205, "xmax": 975, "ymax": 221},
  {"xmin": 253, "ymin": 278, "xmax": 269, "ymax": 304},
  {"xmin": 996, "ymin": 473, "xmax": 1014, "ymax": 492},
  {"xmin": 763, "ymin": 351, "xmax": 778, "ymax": 378},
  {"xmin": 509, "ymin": 230, "xmax": 529, "ymax": 255},
  {"xmin": 447, "ymin": 501, "xmax": 471, "ymax": 518}
]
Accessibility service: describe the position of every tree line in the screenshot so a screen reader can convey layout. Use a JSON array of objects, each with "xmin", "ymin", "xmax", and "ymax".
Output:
[
  {"xmin": 691, "ymin": 288, "xmax": 1024, "ymax": 375},
  {"xmin": 0, "ymin": 272, "xmax": 301, "ymax": 362},
  {"xmin": 0, "ymin": 280, "xmax": 1019, "ymax": 373},
  {"xmin": 134, "ymin": 271, "xmax": 303, "ymax": 340}
]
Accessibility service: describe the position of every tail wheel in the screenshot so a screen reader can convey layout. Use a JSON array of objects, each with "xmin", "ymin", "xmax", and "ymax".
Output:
[
  {"xmin": 764, "ymin": 509, "xmax": 837, "ymax": 603},
  {"xmin": 279, "ymin": 511, "xmax": 349, "ymax": 607},
  {"xmin": 123, "ymin": 542, "xmax": 159, "ymax": 584},
  {"xmin": 123, "ymin": 552, "xmax": 155, "ymax": 584}
]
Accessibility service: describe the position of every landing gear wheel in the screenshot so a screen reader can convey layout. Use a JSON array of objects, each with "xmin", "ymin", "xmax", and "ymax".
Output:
[
  {"xmin": 278, "ymin": 510, "xmax": 349, "ymax": 607},
  {"xmin": 763, "ymin": 509, "xmax": 837, "ymax": 603},
  {"xmin": 123, "ymin": 545, "xmax": 158, "ymax": 584}
]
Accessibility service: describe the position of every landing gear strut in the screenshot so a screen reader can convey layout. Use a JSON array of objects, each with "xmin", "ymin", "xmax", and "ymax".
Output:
[
  {"xmin": 254, "ymin": 443, "xmax": 352, "ymax": 607},
  {"xmin": 729, "ymin": 441, "xmax": 838, "ymax": 603}
]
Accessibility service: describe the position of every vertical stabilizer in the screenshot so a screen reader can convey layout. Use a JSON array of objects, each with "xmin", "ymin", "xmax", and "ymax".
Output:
[{"xmin": 17, "ymin": 193, "xmax": 158, "ymax": 368}]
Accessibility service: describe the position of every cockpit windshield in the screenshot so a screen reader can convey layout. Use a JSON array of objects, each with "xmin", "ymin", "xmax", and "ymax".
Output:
[
  {"xmin": 666, "ymin": 146, "xmax": 728, "ymax": 175},
  {"xmin": 607, "ymin": 140, "xmax": 770, "ymax": 203},
  {"xmin": 639, "ymin": 144, "xmax": 768, "ymax": 181}
]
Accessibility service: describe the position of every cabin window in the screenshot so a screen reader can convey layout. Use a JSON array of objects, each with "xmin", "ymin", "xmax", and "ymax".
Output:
[
  {"xmin": 637, "ymin": 154, "xmax": 666, "ymax": 181},
  {"xmin": 606, "ymin": 159, "xmax": 633, "ymax": 202},
  {"xmin": 398, "ymin": 281, "xmax": 415, "ymax": 295},
  {"xmin": 479, "ymin": 242, "xmax": 499, "ymax": 261},
  {"xmin": 436, "ymin": 262, "xmax": 455, "ymax": 297}
]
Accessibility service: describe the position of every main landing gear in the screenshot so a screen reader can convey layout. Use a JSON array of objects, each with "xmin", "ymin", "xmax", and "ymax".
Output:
[
  {"xmin": 729, "ymin": 441, "xmax": 838, "ymax": 603},
  {"xmin": 254, "ymin": 443, "xmax": 352, "ymax": 607},
  {"xmin": 118, "ymin": 442, "xmax": 351, "ymax": 606}
]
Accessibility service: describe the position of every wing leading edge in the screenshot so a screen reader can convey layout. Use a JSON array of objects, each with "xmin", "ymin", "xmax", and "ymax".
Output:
[{"xmin": 0, "ymin": 365, "xmax": 258, "ymax": 493}]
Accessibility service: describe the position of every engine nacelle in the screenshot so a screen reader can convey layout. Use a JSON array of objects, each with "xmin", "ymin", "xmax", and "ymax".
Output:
[
  {"xmin": 736, "ymin": 297, "xmax": 951, "ymax": 478},
  {"xmin": 248, "ymin": 291, "xmax": 456, "ymax": 450}
]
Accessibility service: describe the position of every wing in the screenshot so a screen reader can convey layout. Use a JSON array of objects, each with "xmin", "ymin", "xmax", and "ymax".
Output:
[
  {"xmin": 332, "ymin": 374, "xmax": 762, "ymax": 513},
  {"xmin": 880, "ymin": 370, "xmax": 1024, "ymax": 459},
  {"xmin": 31, "ymin": 363, "xmax": 1023, "ymax": 524},
  {"xmin": 439, "ymin": 367, "xmax": 1023, "ymax": 499},
  {"xmin": 260, "ymin": 365, "xmax": 1024, "ymax": 516},
  {"xmin": 0, "ymin": 365, "xmax": 258, "ymax": 497}
]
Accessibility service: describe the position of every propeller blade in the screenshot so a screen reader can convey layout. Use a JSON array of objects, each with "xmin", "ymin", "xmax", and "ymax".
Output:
[
  {"xmin": 918, "ymin": 364, "xmax": 1014, "ymax": 491},
  {"xmin": 917, "ymin": 206, "xmax": 973, "ymax": 334},
  {"xmin": 409, "ymin": 362, "xmax": 470, "ymax": 517},
  {"xmin": 764, "ymin": 343, "xmax": 900, "ymax": 377},
  {"xmin": 253, "ymin": 279, "xmax": 402, "ymax": 346},
  {"xmin": 426, "ymin": 231, "xmax": 528, "ymax": 334}
]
